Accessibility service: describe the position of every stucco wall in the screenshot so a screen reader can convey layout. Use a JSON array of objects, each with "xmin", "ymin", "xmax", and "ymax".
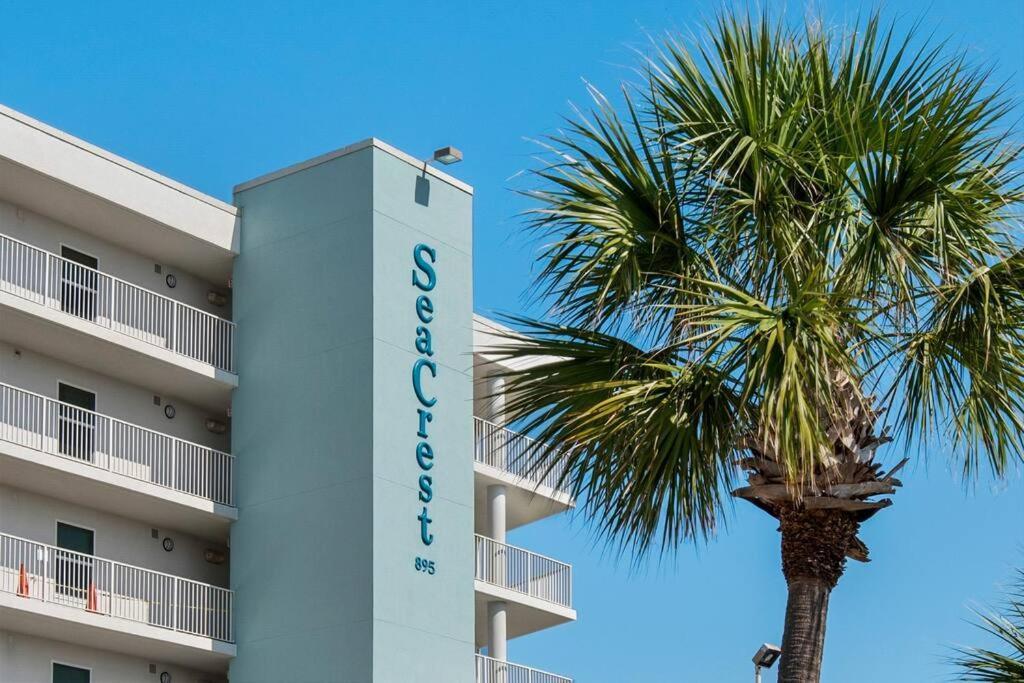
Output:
[
  {"xmin": 0, "ymin": 629, "xmax": 217, "ymax": 683},
  {"xmin": 0, "ymin": 341, "xmax": 229, "ymax": 452},
  {"xmin": 0, "ymin": 198, "xmax": 229, "ymax": 318},
  {"xmin": 0, "ymin": 485, "xmax": 228, "ymax": 586},
  {"xmin": 229, "ymin": 141, "xmax": 475, "ymax": 683}
]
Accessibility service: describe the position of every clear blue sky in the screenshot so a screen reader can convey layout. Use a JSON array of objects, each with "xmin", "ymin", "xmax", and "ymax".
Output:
[{"xmin": 3, "ymin": 2, "xmax": 1021, "ymax": 680}]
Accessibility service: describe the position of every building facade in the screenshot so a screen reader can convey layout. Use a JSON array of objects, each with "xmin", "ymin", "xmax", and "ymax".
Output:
[{"xmin": 0, "ymin": 105, "xmax": 576, "ymax": 683}]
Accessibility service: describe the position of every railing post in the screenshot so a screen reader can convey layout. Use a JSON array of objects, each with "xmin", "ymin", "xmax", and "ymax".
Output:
[
  {"xmin": 106, "ymin": 415, "xmax": 113, "ymax": 472},
  {"xmin": 170, "ymin": 302, "xmax": 178, "ymax": 353},
  {"xmin": 173, "ymin": 577, "xmax": 179, "ymax": 632},
  {"xmin": 43, "ymin": 253, "xmax": 50, "ymax": 307},
  {"xmin": 109, "ymin": 561, "xmax": 116, "ymax": 618},
  {"xmin": 42, "ymin": 397, "xmax": 50, "ymax": 455},
  {"xmin": 529, "ymin": 552, "xmax": 535, "ymax": 598}
]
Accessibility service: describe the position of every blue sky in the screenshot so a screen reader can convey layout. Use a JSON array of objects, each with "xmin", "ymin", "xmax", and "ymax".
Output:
[{"xmin": 2, "ymin": 1, "xmax": 1022, "ymax": 680}]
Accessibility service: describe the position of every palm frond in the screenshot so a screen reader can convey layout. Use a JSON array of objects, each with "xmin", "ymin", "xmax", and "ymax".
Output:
[
  {"xmin": 952, "ymin": 569, "xmax": 1024, "ymax": 681},
  {"xmin": 499, "ymin": 8, "xmax": 1023, "ymax": 557}
]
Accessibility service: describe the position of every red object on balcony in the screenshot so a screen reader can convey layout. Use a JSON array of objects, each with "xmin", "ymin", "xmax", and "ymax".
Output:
[
  {"xmin": 86, "ymin": 581, "xmax": 98, "ymax": 612},
  {"xmin": 17, "ymin": 563, "xmax": 29, "ymax": 597}
]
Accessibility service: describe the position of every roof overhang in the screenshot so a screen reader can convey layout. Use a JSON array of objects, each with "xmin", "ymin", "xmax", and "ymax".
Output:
[
  {"xmin": 0, "ymin": 104, "xmax": 238, "ymax": 283},
  {"xmin": 473, "ymin": 314, "xmax": 562, "ymax": 372}
]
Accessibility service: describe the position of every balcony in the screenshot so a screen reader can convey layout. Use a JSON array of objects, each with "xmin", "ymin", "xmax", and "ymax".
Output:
[
  {"xmin": 0, "ymin": 381, "xmax": 235, "ymax": 537},
  {"xmin": 474, "ymin": 535, "xmax": 576, "ymax": 643},
  {"xmin": 0, "ymin": 232, "xmax": 236, "ymax": 408},
  {"xmin": 476, "ymin": 655, "xmax": 572, "ymax": 683},
  {"xmin": 473, "ymin": 418, "xmax": 573, "ymax": 531},
  {"xmin": 0, "ymin": 532, "xmax": 234, "ymax": 670}
]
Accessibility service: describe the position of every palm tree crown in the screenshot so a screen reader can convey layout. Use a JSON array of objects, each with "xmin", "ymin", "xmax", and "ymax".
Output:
[{"xmin": 496, "ymin": 11, "xmax": 1023, "ymax": 682}]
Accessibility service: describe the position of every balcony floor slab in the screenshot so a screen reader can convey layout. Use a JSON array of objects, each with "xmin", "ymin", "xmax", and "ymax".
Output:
[
  {"xmin": 0, "ymin": 441, "xmax": 234, "ymax": 541},
  {"xmin": 0, "ymin": 592, "xmax": 234, "ymax": 673},
  {"xmin": 473, "ymin": 580, "xmax": 576, "ymax": 646},
  {"xmin": 473, "ymin": 463, "xmax": 573, "ymax": 533},
  {"xmin": 0, "ymin": 298, "xmax": 235, "ymax": 411}
]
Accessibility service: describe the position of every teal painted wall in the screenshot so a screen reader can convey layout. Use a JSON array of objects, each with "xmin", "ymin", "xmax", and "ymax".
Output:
[{"xmin": 229, "ymin": 144, "xmax": 474, "ymax": 683}]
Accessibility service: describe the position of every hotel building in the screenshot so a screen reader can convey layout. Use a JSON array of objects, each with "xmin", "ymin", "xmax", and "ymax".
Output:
[{"xmin": 0, "ymin": 105, "xmax": 577, "ymax": 682}]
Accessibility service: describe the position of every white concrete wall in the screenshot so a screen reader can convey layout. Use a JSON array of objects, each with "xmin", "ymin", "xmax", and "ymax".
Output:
[
  {"xmin": 0, "ymin": 341, "xmax": 229, "ymax": 453},
  {"xmin": 0, "ymin": 485, "xmax": 228, "ymax": 587},
  {"xmin": 473, "ymin": 360, "xmax": 503, "ymax": 423},
  {"xmin": 0, "ymin": 199, "xmax": 230, "ymax": 318},
  {"xmin": 0, "ymin": 629, "xmax": 219, "ymax": 683}
]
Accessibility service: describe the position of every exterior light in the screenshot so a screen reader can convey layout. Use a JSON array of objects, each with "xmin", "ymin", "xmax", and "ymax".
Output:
[
  {"xmin": 753, "ymin": 643, "xmax": 782, "ymax": 682},
  {"xmin": 432, "ymin": 146, "xmax": 463, "ymax": 165}
]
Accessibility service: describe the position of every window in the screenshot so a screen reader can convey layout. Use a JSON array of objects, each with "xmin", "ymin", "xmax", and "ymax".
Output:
[{"xmin": 52, "ymin": 662, "xmax": 90, "ymax": 683}]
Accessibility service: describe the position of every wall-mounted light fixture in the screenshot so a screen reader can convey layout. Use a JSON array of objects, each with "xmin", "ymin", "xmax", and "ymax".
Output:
[
  {"xmin": 432, "ymin": 146, "xmax": 463, "ymax": 165},
  {"xmin": 204, "ymin": 548, "xmax": 227, "ymax": 565}
]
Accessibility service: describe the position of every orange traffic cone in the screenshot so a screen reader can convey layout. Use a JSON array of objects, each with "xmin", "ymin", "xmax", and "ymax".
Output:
[
  {"xmin": 86, "ymin": 581, "xmax": 98, "ymax": 612},
  {"xmin": 17, "ymin": 563, "xmax": 29, "ymax": 597}
]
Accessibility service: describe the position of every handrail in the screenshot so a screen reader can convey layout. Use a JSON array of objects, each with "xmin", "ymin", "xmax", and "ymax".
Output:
[
  {"xmin": 474, "ymin": 534, "xmax": 573, "ymax": 609},
  {"xmin": 473, "ymin": 417, "xmax": 571, "ymax": 497},
  {"xmin": 0, "ymin": 232, "xmax": 235, "ymax": 372},
  {"xmin": 0, "ymin": 381, "xmax": 234, "ymax": 506},
  {"xmin": 0, "ymin": 531, "xmax": 233, "ymax": 642},
  {"xmin": 475, "ymin": 654, "xmax": 573, "ymax": 683}
]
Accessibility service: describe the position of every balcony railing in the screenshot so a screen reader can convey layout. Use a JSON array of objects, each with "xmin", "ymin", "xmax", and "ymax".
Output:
[
  {"xmin": 474, "ymin": 418, "xmax": 570, "ymax": 496},
  {"xmin": 0, "ymin": 382, "xmax": 234, "ymax": 506},
  {"xmin": 476, "ymin": 655, "xmax": 572, "ymax": 683},
  {"xmin": 475, "ymin": 535, "xmax": 572, "ymax": 609},
  {"xmin": 0, "ymin": 232, "xmax": 235, "ymax": 372},
  {"xmin": 0, "ymin": 532, "xmax": 233, "ymax": 642}
]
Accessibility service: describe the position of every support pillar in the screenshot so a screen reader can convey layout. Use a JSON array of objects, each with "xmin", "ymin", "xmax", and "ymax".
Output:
[
  {"xmin": 487, "ymin": 600, "xmax": 508, "ymax": 661},
  {"xmin": 487, "ymin": 484, "xmax": 507, "ymax": 544}
]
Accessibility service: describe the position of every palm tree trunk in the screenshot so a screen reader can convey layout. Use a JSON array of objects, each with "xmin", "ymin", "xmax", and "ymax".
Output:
[
  {"xmin": 779, "ymin": 577, "xmax": 831, "ymax": 682},
  {"xmin": 776, "ymin": 508, "xmax": 859, "ymax": 683}
]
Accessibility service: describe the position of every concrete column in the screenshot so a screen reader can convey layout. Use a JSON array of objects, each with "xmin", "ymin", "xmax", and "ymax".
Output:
[
  {"xmin": 487, "ymin": 484, "xmax": 507, "ymax": 543},
  {"xmin": 488, "ymin": 374, "xmax": 506, "ymax": 424},
  {"xmin": 489, "ymin": 374, "xmax": 508, "ymax": 471},
  {"xmin": 487, "ymin": 600, "xmax": 508, "ymax": 661}
]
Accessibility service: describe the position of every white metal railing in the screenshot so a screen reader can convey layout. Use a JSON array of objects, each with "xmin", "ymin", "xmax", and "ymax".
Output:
[
  {"xmin": 476, "ymin": 655, "xmax": 572, "ymax": 683},
  {"xmin": 0, "ymin": 532, "xmax": 233, "ymax": 642},
  {"xmin": 474, "ymin": 535, "xmax": 572, "ymax": 608},
  {"xmin": 474, "ymin": 417, "xmax": 570, "ymax": 496},
  {"xmin": 0, "ymin": 233, "xmax": 235, "ymax": 372},
  {"xmin": 0, "ymin": 382, "xmax": 234, "ymax": 506}
]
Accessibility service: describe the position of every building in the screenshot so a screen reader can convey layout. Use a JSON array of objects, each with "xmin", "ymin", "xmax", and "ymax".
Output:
[{"xmin": 0, "ymin": 104, "xmax": 577, "ymax": 683}]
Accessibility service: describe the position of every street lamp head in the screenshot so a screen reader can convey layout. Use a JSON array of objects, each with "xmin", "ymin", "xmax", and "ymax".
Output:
[
  {"xmin": 432, "ymin": 146, "xmax": 463, "ymax": 165},
  {"xmin": 753, "ymin": 643, "xmax": 782, "ymax": 668}
]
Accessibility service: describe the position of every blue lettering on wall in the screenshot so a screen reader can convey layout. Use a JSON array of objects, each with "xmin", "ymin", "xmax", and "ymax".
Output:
[{"xmin": 412, "ymin": 243, "xmax": 438, "ymax": 551}]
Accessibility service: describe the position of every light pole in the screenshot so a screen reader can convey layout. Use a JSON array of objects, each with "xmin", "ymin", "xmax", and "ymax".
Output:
[{"xmin": 752, "ymin": 643, "xmax": 782, "ymax": 683}]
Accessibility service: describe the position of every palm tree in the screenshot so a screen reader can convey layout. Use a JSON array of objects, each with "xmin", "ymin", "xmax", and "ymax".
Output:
[
  {"xmin": 953, "ymin": 569, "xmax": 1024, "ymax": 681},
  {"xmin": 494, "ymin": 11, "xmax": 1024, "ymax": 682}
]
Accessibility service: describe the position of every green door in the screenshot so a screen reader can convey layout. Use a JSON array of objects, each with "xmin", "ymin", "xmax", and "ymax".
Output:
[
  {"xmin": 55, "ymin": 522, "xmax": 94, "ymax": 600},
  {"xmin": 57, "ymin": 383, "xmax": 96, "ymax": 462},
  {"xmin": 52, "ymin": 663, "xmax": 90, "ymax": 683},
  {"xmin": 60, "ymin": 246, "xmax": 100, "ymax": 320}
]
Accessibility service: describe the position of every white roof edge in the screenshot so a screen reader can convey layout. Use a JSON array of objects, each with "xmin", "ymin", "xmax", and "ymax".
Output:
[
  {"xmin": 232, "ymin": 137, "xmax": 474, "ymax": 196},
  {"xmin": 0, "ymin": 103, "xmax": 238, "ymax": 216},
  {"xmin": 473, "ymin": 313, "xmax": 561, "ymax": 371}
]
